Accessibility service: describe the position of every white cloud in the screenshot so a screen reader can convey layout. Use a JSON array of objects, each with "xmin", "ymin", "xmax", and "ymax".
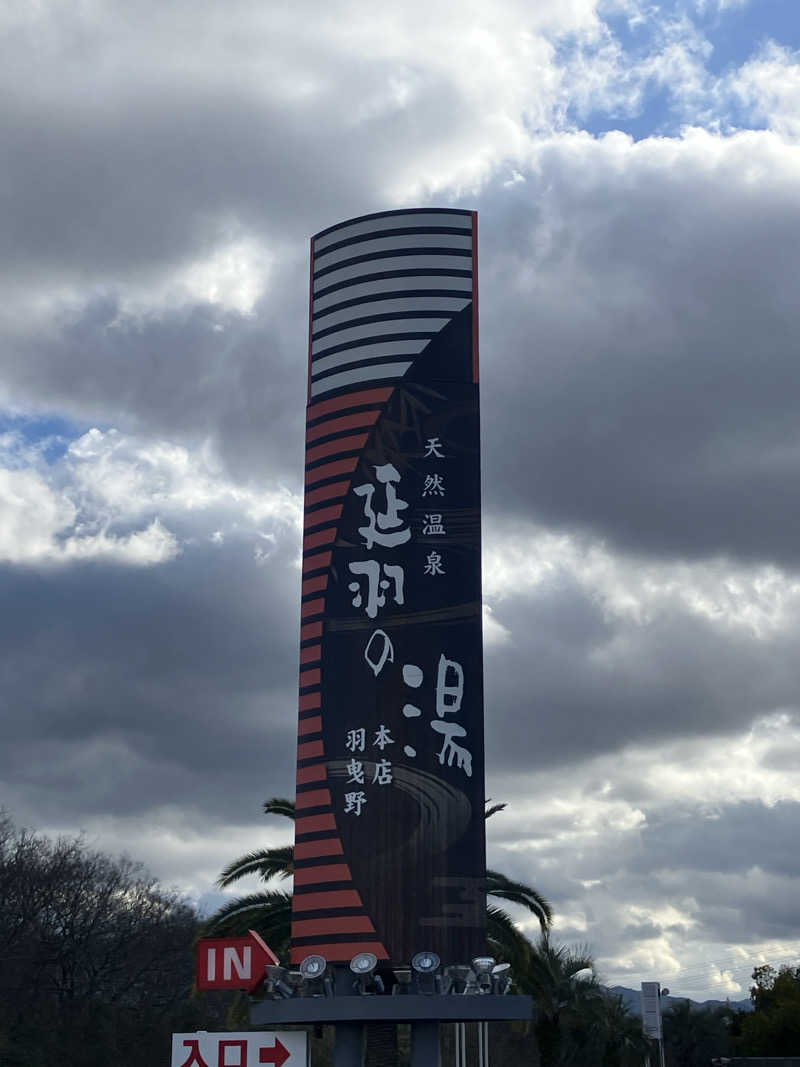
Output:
[
  {"xmin": 0, "ymin": 461, "xmax": 179, "ymax": 566},
  {"xmin": 730, "ymin": 42, "xmax": 800, "ymax": 140},
  {"xmin": 0, "ymin": 425, "xmax": 301, "ymax": 567},
  {"xmin": 485, "ymin": 520, "xmax": 800, "ymax": 639}
]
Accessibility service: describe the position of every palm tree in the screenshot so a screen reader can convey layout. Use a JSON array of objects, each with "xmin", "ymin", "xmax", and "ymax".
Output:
[
  {"xmin": 204, "ymin": 797, "xmax": 553, "ymax": 961},
  {"xmin": 518, "ymin": 935, "xmax": 599, "ymax": 1067}
]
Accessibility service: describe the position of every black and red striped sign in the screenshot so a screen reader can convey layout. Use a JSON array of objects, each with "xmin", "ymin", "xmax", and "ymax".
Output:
[{"xmin": 291, "ymin": 209, "xmax": 485, "ymax": 966}]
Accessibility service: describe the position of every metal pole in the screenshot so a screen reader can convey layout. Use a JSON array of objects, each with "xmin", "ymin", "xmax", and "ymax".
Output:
[
  {"xmin": 333, "ymin": 1023, "xmax": 363, "ymax": 1067},
  {"xmin": 410, "ymin": 1021, "xmax": 440, "ymax": 1067},
  {"xmin": 455, "ymin": 1021, "xmax": 461, "ymax": 1067},
  {"xmin": 658, "ymin": 1036, "xmax": 666, "ymax": 1067},
  {"xmin": 477, "ymin": 1021, "xmax": 483, "ymax": 1067}
]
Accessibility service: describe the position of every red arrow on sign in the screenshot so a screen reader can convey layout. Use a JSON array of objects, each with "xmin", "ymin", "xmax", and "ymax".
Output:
[
  {"xmin": 195, "ymin": 929, "xmax": 279, "ymax": 992},
  {"xmin": 259, "ymin": 1038, "xmax": 290, "ymax": 1067}
]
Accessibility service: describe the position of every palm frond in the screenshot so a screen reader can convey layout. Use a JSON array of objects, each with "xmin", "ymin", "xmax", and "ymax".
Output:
[
  {"xmin": 263, "ymin": 797, "xmax": 296, "ymax": 820},
  {"xmin": 203, "ymin": 890, "xmax": 293, "ymax": 942},
  {"xmin": 216, "ymin": 845, "xmax": 294, "ymax": 888},
  {"xmin": 486, "ymin": 869, "xmax": 553, "ymax": 931}
]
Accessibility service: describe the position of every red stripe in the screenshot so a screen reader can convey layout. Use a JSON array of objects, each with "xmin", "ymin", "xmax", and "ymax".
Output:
[
  {"xmin": 305, "ymin": 482, "xmax": 350, "ymax": 508},
  {"xmin": 295, "ymin": 788, "xmax": 332, "ymax": 810},
  {"xmin": 290, "ymin": 941, "xmax": 389, "ymax": 964},
  {"xmin": 307, "ymin": 387, "xmax": 392, "ymax": 422},
  {"xmin": 299, "ymin": 692, "xmax": 321, "ymax": 712},
  {"xmin": 299, "ymin": 644, "xmax": 322, "ymax": 665},
  {"xmin": 294, "ymin": 838, "xmax": 343, "ymax": 860},
  {"xmin": 295, "ymin": 813, "xmax": 337, "ymax": 835},
  {"xmin": 298, "ymin": 739, "xmax": 324, "ymax": 759},
  {"xmin": 292, "ymin": 888, "xmax": 363, "ymax": 911},
  {"xmin": 303, "ymin": 528, "xmax": 336, "ymax": 552},
  {"xmin": 304, "ymin": 504, "xmax": 342, "ymax": 529},
  {"xmin": 297, "ymin": 763, "xmax": 328, "ymax": 785},
  {"xmin": 299, "ymin": 667, "xmax": 321, "ymax": 688},
  {"xmin": 292, "ymin": 915, "xmax": 375, "ymax": 937},
  {"xmin": 298, "ymin": 715, "xmax": 322, "ymax": 736},
  {"xmin": 302, "ymin": 550, "xmax": 332, "ymax": 574},
  {"xmin": 301, "ymin": 598, "xmax": 325, "ymax": 619},
  {"xmin": 306, "ymin": 433, "xmax": 368, "ymax": 465},
  {"xmin": 301, "ymin": 621, "xmax": 323, "ymax": 641},
  {"xmin": 294, "ymin": 863, "xmax": 352, "ymax": 886},
  {"xmin": 306, "ymin": 410, "xmax": 381, "ymax": 443},
  {"xmin": 306, "ymin": 457, "xmax": 358, "ymax": 487}
]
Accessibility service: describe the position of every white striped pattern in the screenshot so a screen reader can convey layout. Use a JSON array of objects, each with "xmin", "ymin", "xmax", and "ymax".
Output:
[
  {"xmin": 310, "ymin": 210, "xmax": 473, "ymax": 399},
  {"xmin": 314, "ymin": 211, "xmax": 471, "ymax": 252},
  {"xmin": 314, "ymin": 296, "xmax": 471, "ymax": 327},
  {"xmin": 312, "ymin": 318, "xmax": 450, "ymax": 356}
]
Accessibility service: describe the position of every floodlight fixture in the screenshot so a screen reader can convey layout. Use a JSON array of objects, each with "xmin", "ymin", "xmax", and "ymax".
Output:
[
  {"xmin": 350, "ymin": 952, "xmax": 378, "ymax": 976},
  {"xmin": 411, "ymin": 951, "xmax": 441, "ymax": 975},
  {"xmin": 471, "ymin": 957, "xmax": 496, "ymax": 974},
  {"xmin": 265, "ymin": 964, "xmax": 293, "ymax": 999},
  {"xmin": 299, "ymin": 955, "xmax": 327, "ymax": 980},
  {"xmin": 445, "ymin": 964, "xmax": 476, "ymax": 995},
  {"xmin": 351, "ymin": 951, "xmax": 383, "ymax": 995},
  {"xmin": 491, "ymin": 961, "xmax": 512, "ymax": 994},
  {"xmin": 472, "ymin": 956, "xmax": 496, "ymax": 992}
]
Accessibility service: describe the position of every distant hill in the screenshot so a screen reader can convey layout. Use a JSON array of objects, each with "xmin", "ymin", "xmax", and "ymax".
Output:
[{"xmin": 607, "ymin": 985, "xmax": 753, "ymax": 1014}]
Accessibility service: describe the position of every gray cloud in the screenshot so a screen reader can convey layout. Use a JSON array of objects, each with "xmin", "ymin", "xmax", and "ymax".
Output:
[{"xmin": 0, "ymin": 536, "xmax": 300, "ymax": 825}]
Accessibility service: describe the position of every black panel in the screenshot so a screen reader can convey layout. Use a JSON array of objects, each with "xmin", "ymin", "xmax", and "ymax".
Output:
[{"xmin": 318, "ymin": 308, "xmax": 485, "ymax": 964}]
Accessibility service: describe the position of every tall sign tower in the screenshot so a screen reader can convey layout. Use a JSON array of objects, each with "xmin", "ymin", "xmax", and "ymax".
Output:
[{"xmin": 291, "ymin": 208, "xmax": 485, "ymax": 967}]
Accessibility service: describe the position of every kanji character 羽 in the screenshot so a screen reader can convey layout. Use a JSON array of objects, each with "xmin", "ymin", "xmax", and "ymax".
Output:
[
  {"xmin": 346, "ymin": 728, "xmax": 366, "ymax": 753},
  {"xmin": 349, "ymin": 560, "xmax": 405, "ymax": 619}
]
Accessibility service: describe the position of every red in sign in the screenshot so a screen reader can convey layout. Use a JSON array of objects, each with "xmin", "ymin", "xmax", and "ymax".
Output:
[{"xmin": 195, "ymin": 929, "xmax": 279, "ymax": 992}]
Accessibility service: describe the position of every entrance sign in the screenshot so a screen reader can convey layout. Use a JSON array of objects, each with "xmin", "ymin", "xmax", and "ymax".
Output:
[
  {"xmin": 292, "ymin": 209, "xmax": 485, "ymax": 965},
  {"xmin": 171, "ymin": 1032, "xmax": 306, "ymax": 1067},
  {"xmin": 195, "ymin": 930, "xmax": 279, "ymax": 991}
]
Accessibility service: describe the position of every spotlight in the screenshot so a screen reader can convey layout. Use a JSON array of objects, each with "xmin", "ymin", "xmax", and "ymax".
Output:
[
  {"xmin": 300, "ymin": 955, "xmax": 327, "ymax": 980},
  {"xmin": 444, "ymin": 964, "xmax": 476, "ymax": 995},
  {"xmin": 264, "ymin": 965, "xmax": 293, "ymax": 999},
  {"xmin": 412, "ymin": 951, "xmax": 441, "ymax": 975},
  {"xmin": 411, "ymin": 950, "xmax": 440, "ymax": 994},
  {"xmin": 350, "ymin": 952, "xmax": 383, "ymax": 995},
  {"xmin": 491, "ymin": 962, "xmax": 512, "ymax": 995},
  {"xmin": 299, "ymin": 954, "xmax": 331, "ymax": 997},
  {"xmin": 350, "ymin": 952, "xmax": 378, "ymax": 976},
  {"xmin": 472, "ymin": 957, "xmax": 496, "ymax": 992},
  {"xmin": 392, "ymin": 968, "xmax": 412, "ymax": 994}
]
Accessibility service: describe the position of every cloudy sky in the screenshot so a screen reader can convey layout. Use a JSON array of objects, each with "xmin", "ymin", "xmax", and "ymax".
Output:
[{"xmin": 2, "ymin": 0, "xmax": 800, "ymax": 1000}]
